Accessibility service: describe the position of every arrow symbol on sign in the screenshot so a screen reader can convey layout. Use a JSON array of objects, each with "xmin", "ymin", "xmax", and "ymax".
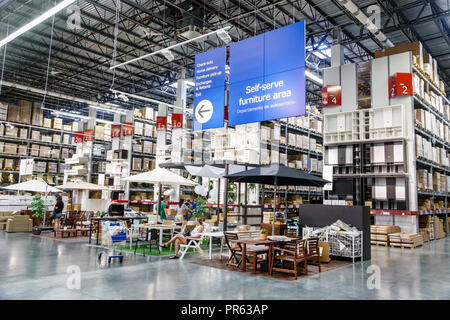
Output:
[{"xmin": 197, "ymin": 104, "xmax": 210, "ymax": 118}]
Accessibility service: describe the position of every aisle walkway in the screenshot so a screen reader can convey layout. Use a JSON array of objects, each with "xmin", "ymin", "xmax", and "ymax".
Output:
[{"xmin": 0, "ymin": 232, "xmax": 449, "ymax": 299}]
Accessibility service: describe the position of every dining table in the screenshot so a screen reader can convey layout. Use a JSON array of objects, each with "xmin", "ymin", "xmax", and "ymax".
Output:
[
  {"xmin": 231, "ymin": 237, "xmax": 297, "ymax": 273},
  {"xmin": 131, "ymin": 224, "xmax": 182, "ymax": 253}
]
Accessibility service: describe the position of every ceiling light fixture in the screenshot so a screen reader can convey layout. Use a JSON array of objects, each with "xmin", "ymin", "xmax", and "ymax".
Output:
[
  {"xmin": 160, "ymin": 48, "xmax": 175, "ymax": 62},
  {"xmin": 110, "ymin": 26, "xmax": 232, "ymax": 70},
  {"xmin": 89, "ymin": 104, "xmax": 127, "ymax": 115},
  {"xmin": 119, "ymin": 93, "xmax": 129, "ymax": 102},
  {"xmin": 53, "ymin": 111, "xmax": 90, "ymax": 120},
  {"xmin": 217, "ymin": 29, "xmax": 232, "ymax": 44},
  {"xmin": 305, "ymin": 70, "xmax": 323, "ymax": 85},
  {"xmin": 0, "ymin": 0, "xmax": 76, "ymax": 49}
]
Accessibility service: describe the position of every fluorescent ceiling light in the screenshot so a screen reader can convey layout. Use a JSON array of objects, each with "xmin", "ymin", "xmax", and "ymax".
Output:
[
  {"xmin": 53, "ymin": 111, "xmax": 90, "ymax": 120},
  {"xmin": 0, "ymin": 0, "xmax": 76, "ymax": 49},
  {"xmin": 169, "ymin": 79, "xmax": 195, "ymax": 89},
  {"xmin": 96, "ymin": 119, "xmax": 116, "ymax": 125},
  {"xmin": 89, "ymin": 104, "xmax": 126, "ymax": 115},
  {"xmin": 110, "ymin": 26, "xmax": 231, "ymax": 70},
  {"xmin": 312, "ymin": 51, "xmax": 327, "ymax": 60},
  {"xmin": 305, "ymin": 70, "xmax": 323, "ymax": 85}
]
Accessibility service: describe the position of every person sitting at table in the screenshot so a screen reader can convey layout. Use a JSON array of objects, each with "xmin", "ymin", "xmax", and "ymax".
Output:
[{"xmin": 159, "ymin": 217, "xmax": 204, "ymax": 259}]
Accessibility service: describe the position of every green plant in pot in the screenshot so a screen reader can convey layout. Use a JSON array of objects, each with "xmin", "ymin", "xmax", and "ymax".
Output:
[
  {"xmin": 193, "ymin": 196, "xmax": 208, "ymax": 220},
  {"xmin": 260, "ymin": 228, "xmax": 268, "ymax": 240},
  {"xmin": 30, "ymin": 194, "xmax": 48, "ymax": 235}
]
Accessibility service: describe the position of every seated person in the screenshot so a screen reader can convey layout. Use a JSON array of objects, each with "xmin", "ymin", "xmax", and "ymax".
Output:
[{"xmin": 159, "ymin": 217, "xmax": 204, "ymax": 259}]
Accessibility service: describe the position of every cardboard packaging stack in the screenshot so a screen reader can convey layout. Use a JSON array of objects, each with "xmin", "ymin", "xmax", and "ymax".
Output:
[
  {"xmin": 370, "ymin": 225, "xmax": 401, "ymax": 246},
  {"xmin": 389, "ymin": 233, "xmax": 424, "ymax": 248}
]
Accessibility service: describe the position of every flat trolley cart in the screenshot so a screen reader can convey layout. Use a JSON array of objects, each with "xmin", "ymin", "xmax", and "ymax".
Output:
[{"xmin": 97, "ymin": 218, "xmax": 128, "ymax": 264}]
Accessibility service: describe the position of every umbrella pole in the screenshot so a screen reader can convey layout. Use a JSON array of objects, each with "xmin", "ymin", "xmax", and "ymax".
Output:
[
  {"xmin": 217, "ymin": 178, "xmax": 220, "ymax": 218},
  {"xmin": 157, "ymin": 184, "xmax": 162, "ymax": 222},
  {"xmin": 273, "ymin": 177, "xmax": 277, "ymax": 236}
]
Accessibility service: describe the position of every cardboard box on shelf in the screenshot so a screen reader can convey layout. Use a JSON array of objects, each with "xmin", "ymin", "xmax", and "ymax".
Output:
[
  {"xmin": 52, "ymin": 134, "xmax": 61, "ymax": 144},
  {"xmin": 375, "ymin": 41, "xmax": 423, "ymax": 66},
  {"xmin": 7, "ymin": 105, "xmax": 21, "ymax": 123},
  {"xmin": 19, "ymin": 128, "xmax": 28, "ymax": 139},
  {"xmin": 132, "ymin": 158, "xmax": 142, "ymax": 171},
  {"xmin": 31, "ymin": 102, "xmax": 44, "ymax": 126},
  {"xmin": 4, "ymin": 143, "xmax": 17, "ymax": 154},
  {"xmin": 41, "ymin": 135, "xmax": 52, "ymax": 143},
  {"xmin": 29, "ymin": 130, "xmax": 39, "ymax": 141},
  {"xmin": 17, "ymin": 145, "xmax": 27, "ymax": 156},
  {"xmin": 3, "ymin": 158, "xmax": 15, "ymax": 169},
  {"xmin": 43, "ymin": 118, "xmax": 52, "ymax": 128},
  {"xmin": 52, "ymin": 118, "xmax": 63, "ymax": 130},
  {"xmin": 18, "ymin": 100, "xmax": 32, "ymax": 124},
  {"xmin": 95, "ymin": 125, "xmax": 105, "ymax": 140},
  {"xmin": 0, "ymin": 101, "xmax": 8, "ymax": 121},
  {"xmin": 4, "ymin": 126, "xmax": 18, "ymax": 138}
]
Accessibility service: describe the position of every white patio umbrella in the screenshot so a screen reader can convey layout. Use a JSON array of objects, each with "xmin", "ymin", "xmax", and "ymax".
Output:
[
  {"xmin": 56, "ymin": 181, "xmax": 110, "ymax": 191},
  {"xmin": 124, "ymin": 168, "xmax": 197, "ymax": 218},
  {"xmin": 3, "ymin": 180, "xmax": 63, "ymax": 193}
]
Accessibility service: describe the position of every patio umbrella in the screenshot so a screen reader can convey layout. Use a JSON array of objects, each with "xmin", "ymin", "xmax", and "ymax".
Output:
[
  {"xmin": 224, "ymin": 164, "xmax": 329, "ymax": 234},
  {"xmin": 124, "ymin": 168, "xmax": 197, "ymax": 219},
  {"xmin": 56, "ymin": 181, "xmax": 110, "ymax": 191},
  {"xmin": 3, "ymin": 180, "xmax": 63, "ymax": 193}
]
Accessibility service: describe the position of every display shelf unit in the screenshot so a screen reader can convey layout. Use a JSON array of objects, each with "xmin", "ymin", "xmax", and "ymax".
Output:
[{"xmin": 322, "ymin": 49, "xmax": 449, "ymax": 237}]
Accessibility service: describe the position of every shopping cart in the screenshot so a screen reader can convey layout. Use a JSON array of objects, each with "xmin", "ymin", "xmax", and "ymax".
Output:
[{"xmin": 97, "ymin": 219, "xmax": 128, "ymax": 264}]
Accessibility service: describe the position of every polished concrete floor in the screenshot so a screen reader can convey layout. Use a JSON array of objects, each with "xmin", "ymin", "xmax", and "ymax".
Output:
[{"xmin": 0, "ymin": 231, "xmax": 449, "ymax": 300}]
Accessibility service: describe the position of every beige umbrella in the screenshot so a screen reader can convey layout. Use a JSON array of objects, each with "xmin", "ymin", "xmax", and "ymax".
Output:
[{"xmin": 56, "ymin": 181, "xmax": 110, "ymax": 191}]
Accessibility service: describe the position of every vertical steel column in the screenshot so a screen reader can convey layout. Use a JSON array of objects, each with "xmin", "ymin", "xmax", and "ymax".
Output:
[{"xmin": 223, "ymin": 164, "xmax": 229, "ymax": 231}]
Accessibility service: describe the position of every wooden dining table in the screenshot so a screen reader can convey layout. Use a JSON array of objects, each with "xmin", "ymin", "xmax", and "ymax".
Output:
[{"xmin": 230, "ymin": 238, "xmax": 282, "ymax": 274}]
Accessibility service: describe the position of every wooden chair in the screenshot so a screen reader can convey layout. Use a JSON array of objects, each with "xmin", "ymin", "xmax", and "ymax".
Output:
[
  {"xmin": 306, "ymin": 237, "xmax": 322, "ymax": 273},
  {"xmin": 179, "ymin": 223, "xmax": 210, "ymax": 259},
  {"xmin": 224, "ymin": 232, "xmax": 244, "ymax": 268},
  {"xmin": 270, "ymin": 239, "xmax": 307, "ymax": 280}
]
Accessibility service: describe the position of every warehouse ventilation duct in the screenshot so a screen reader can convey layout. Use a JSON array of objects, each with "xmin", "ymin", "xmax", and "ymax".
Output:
[{"xmin": 337, "ymin": 0, "xmax": 393, "ymax": 48}]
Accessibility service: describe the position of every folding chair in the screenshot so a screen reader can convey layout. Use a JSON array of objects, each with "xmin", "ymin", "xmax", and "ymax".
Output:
[{"xmin": 179, "ymin": 223, "xmax": 210, "ymax": 259}]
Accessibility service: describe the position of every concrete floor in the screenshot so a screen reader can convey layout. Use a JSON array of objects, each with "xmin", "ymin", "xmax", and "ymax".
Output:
[{"xmin": 0, "ymin": 231, "xmax": 449, "ymax": 300}]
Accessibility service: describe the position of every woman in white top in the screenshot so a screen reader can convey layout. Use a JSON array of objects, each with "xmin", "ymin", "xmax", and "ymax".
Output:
[{"xmin": 160, "ymin": 217, "xmax": 204, "ymax": 259}]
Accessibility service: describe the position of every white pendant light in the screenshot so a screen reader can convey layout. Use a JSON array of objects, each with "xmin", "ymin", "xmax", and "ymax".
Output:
[{"xmin": 0, "ymin": 0, "xmax": 77, "ymax": 49}]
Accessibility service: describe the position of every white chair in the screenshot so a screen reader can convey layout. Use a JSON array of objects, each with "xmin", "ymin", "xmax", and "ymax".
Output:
[{"xmin": 179, "ymin": 223, "xmax": 210, "ymax": 260}]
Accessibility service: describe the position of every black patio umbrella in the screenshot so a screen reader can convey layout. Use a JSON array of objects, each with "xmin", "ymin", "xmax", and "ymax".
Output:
[
  {"xmin": 224, "ymin": 164, "xmax": 329, "ymax": 187},
  {"xmin": 224, "ymin": 164, "xmax": 330, "ymax": 234}
]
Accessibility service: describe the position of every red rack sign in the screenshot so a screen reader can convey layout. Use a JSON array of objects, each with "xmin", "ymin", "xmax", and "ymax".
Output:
[
  {"xmin": 156, "ymin": 116, "xmax": 167, "ymax": 131},
  {"xmin": 122, "ymin": 122, "xmax": 133, "ymax": 136},
  {"xmin": 74, "ymin": 131, "xmax": 83, "ymax": 143},
  {"xmin": 389, "ymin": 73, "xmax": 413, "ymax": 97},
  {"xmin": 171, "ymin": 113, "xmax": 183, "ymax": 129},
  {"xmin": 111, "ymin": 124, "xmax": 121, "ymax": 138},
  {"xmin": 84, "ymin": 129, "xmax": 94, "ymax": 142},
  {"xmin": 322, "ymin": 85, "xmax": 342, "ymax": 107}
]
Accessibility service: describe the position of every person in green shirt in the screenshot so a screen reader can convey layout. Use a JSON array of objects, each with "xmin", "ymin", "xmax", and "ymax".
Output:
[{"xmin": 154, "ymin": 197, "xmax": 168, "ymax": 220}]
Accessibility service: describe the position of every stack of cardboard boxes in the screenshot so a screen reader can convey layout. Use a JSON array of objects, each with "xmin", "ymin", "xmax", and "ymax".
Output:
[{"xmin": 370, "ymin": 225, "xmax": 401, "ymax": 246}]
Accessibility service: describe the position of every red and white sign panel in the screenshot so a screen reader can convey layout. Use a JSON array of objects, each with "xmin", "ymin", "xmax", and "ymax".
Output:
[
  {"xmin": 171, "ymin": 113, "xmax": 183, "ymax": 129},
  {"xmin": 389, "ymin": 73, "xmax": 413, "ymax": 97},
  {"xmin": 322, "ymin": 85, "xmax": 342, "ymax": 107},
  {"xmin": 111, "ymin": 124, "xmax": 121, "ymax": 138},
  {"xmin": 156, "ymin": 116, "xmax": 167, "ymax": 131},
  {"xmin": 84, "ymin": 129, "xmax": 94, "ymax": 142},
  {"xmin": 74, "ymin": 131, "xmax": 84, "ymax": 143},
  {"xmin": 122, "ymin": 122, "xmax": 133, "ymax": 136}
]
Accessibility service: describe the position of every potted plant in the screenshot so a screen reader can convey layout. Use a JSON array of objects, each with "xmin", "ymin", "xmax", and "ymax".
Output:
[
  {"xmin": 193, "ymin": 196, "xmax": 208, "ymax": 220},
  {"xmin": 30, "ymin": 194, "xmax": 48, "ymax": 235},
  {"xmin": 260, "ymin": 228, "xmax": 268, "ymax": 241}
]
